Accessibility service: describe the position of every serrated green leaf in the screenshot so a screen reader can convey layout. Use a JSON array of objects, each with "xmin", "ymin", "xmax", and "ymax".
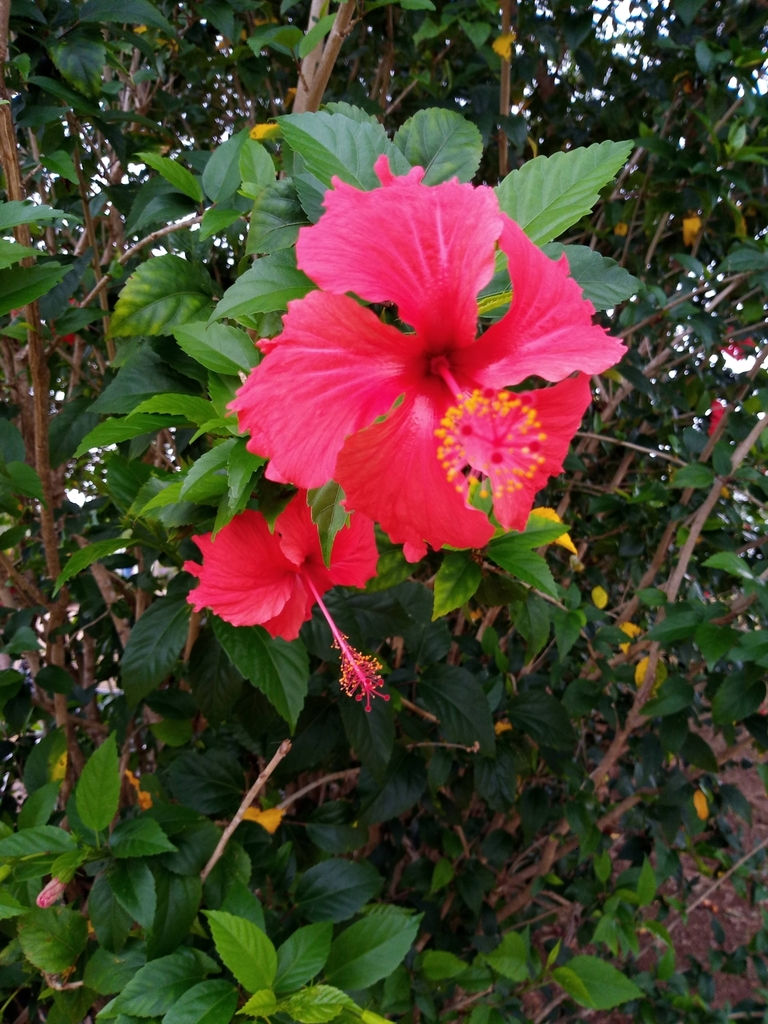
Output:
[
  {"xmin": 209, "ymin": 250, "xmax": 312, "ymax": 324},
  {"xmin": 393, "ymin": 108, "xmax": 482, "ymax": 184},
  {"xmin": 54, "ymin": 537, "xmax": 130, "ymax": 594},
  {"xmin": 109, "ymin": 817, "xmax": 178, "ymax": 858},
  {"xmin": 307, "ymin": 481, "xmax": 348, "ymax": 567},
  {"xmin": 122, "ymin": 596, "xmax": 191, "ymax": 706},
  {"xmin": 138, "ymin": 151, "xmax": 204, "ymax": 203},
  {"xmin": 205, "ymin": 910, "xmax": 277, "ymax": 993},
  {"xmin": 0, "ymin": 262, "xmax": 67, "ymax": 316},
  {"xmin": 163, "ymin": 980, "xmax": 238, "ymax": 1024},
  {"xmin": 543, "ymin": 244, "xmax": 639, "ymax": 309},
  {"xmin": 325, "ymin": 908, "xmax": 421, "ymax": 990},
  {"xmin": 76, "ymin": 733, "xmax": 120, "ymax": 832},
  {"xmin": 174, "ymin": 321, "xmax": 259, "ymax": 375},
  {"xmin": 496, "ymin": 140, "xmax": 633, "ymax": 245},
  {"xmin": 552, "ymin": 956, "xmax": 642, "ymax": 1009},
  {"xmin": 432, "ymin": 551, "xmax": 481, "ymax": 619},
  {"xmin": 110, "ymin": 255, "xmax": 213, "ymax": 337}
]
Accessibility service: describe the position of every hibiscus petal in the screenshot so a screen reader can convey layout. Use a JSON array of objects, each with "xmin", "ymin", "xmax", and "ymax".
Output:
[
  {"xmin": 456, "ymin": 217, "xmax": 626, "ymax": 386},
  {"xmin": 493, "ymin": 374, "xmax": 592, "ymax": 531},
  {"xmin": 230, "ymin": 291, "xmax": 417, "ymax": 489},
  {"xmin": 261, "ymin": 576, "xmax": 314, "ymax": 641},
  {"xmin": 296, "ymin": 154, "xmax": 503, "ymax": 353},
  {"xmin": 184, "ymin": 510, "xmax": 298, "ymax": 627},
  {"xmin": 336, "ymin": 384, "xmax": 494, "ymax": 563},
  {"xmin": 327, "ymin": 512, "xmax": 379, "ymax": 589}
]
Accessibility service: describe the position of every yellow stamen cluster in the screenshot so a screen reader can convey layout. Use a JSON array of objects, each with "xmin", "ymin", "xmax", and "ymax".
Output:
[
  {"xmin": 435, "ymin": 388, "xmax": 547, "ymax": 500},
  {"xmin": 334, "ymin": 637, "xmax": 389, "ymax": 712}
]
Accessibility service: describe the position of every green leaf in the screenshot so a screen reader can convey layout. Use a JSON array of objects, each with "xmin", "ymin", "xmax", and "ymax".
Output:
[
  {"xmin": 325, "ymin": 907, "xmax": 420, "ymax": 990},
  {"xmin": 553, "ymin": 608, "xmax": 584, "ymax": 659},
  {"xmin": 5, "ymin": 461, "xmax": 44, "ymax": 500},
  {"xmin": 496, "ymin": 140, "xmax": 633, "ymax": 245},
  {"xmin": 109, "ymin": 859, "xmax": 157, "ymax": 929},
  {"xmin": 209, "ymin": 250, "xmax": 312, "ymax": 324},
  {"xmin": 180, "ymin": 439, "xmax": 236, "ymax": 500},
  {"xmin": 18, "ymin": 906, "xmax": 88, "ymax": 973},
  {"xmin": 432, "ymin": 551, "xmax": 481, "ymax": 619},
  {"xmin": 694, "ymin": 623, "xmax": 738, "ymax": 668},
  {"xmin": 79, "ymin": 0, "xmax": 174, "ymax": 33},
  {"xmin": 167, "ymin": 749, "xmax": 244, "ymax": 816},
  {"xmin": 239, "ymin": 139, "xmax": 276, "ymax": 189},
  {"xmin": 299, "ymin": 12, "xmax": 336, "ymax": 58},
  {"xmin": 543, "ymin": 244, "xmax": 639, "ymax": 309},
  {"xmin": 40, "ymin": 150, "xmax": 79, "ymax": 185},
  {"xmin": 247, "ymin": 179, "xmax": 307, "ymax": 255},
  {"xmin": 122, "ymin": 596, "xmax": 191, "ymax": 706},
  {"xmin": 54, "ymin": 537, "xmax": 129, "ymax": 594},
  {"xmin": 226, "ymin": 439, "xmax": 263, "ymax": 515},
  {"xmin": 636, "ymin": 857, "xmax": 657, "ymax": 907},
  {"xmin": 702, "ymin": 551, "xmax": 756, "ymax": 579},
  {"xmin": 0, "ymin": 200, "xmax": 64, "ymax": 232},
  {"xmin": 132, "ymin": 394, "xmax": 214, "ymax": 425},
  {"xmin": 203, "ymin": 129, "xmax": 249, "ymax": 203},
  {"xmin": 49, "ymin": 36, "xmax": 105, "ymax": 98},
  {"xmin": 205, "ymin": 910, "xmax": 277, "ymax": 993},
  {"xmin": 421, "ymin": 950, "xmax": 468, "ymax": 981},
  {"xmin": 112, "ymin": 949, "xmax": 209, "ymax": 1017},
  {"xmin": 163, "ymin": 980, "xmax": 238, "ymax": 1024},
  {"xmin": 393, "ymin": 108, "xmax": 482, "ymax": 185},
  {"xmin": 75, "ymin": 733, "xmax": 120, "ymax": 832},
  {"xmin": 200, "ymin": 207, "xmax": 243, "ymax": 241},
  {"xmin": 109, "ymin": 817, "xmax": 178, "ymax": 858},
  {"xmin": 0, "ymin": 825, "xmax": 76, "ymax": 858},
  {"xmin": 552, "ymin": 955, "xmax": 642, "ymax": 1009},
  {"xmin": 74, "ymin": 414, "xmax": 186, "ymax": 458},
  {"xmin": 138, "ymin": 151, "xmax": 203, "ymax": 203},
  {"xmin": 277, "ymin": 111, "xmax": 412, "ymax": 190},
  {"xmin": 507, "ymin": 690, "xmax": 576, "ymax": 750},
  {"xmin": 419, "ymin": 665, "xmax": 495, "ymax": 755},
  {"xmin": 670, "ymin": 463, "xmax": 714, "ymax": 488},
  {"xmin": 487, "ymin": 538, "xmax": 558, "ymax": 597},
  {"xmin": 274, "ymin": 922, "xmax": 333, "ymax": 995},
  {"xmin": 277, "ymin": 985, "xmax": 354, "ymax": 1024},
  {"xmin": 0, "ymin": 238, "xmax": 37, "ymax": 267},
  {"xmin": 241, "ymin": 990, "xmax": 277, "ymax": 1018},
  {"xmin": 83, "ymin": 944, "xmax": 147, "ymax": 996},
  {"xmin": 173, "ymin": 321, "xmax": 259, "ymax": 375},
  {"xmin": 147, "ymin": 869, "xmax": 203, "ymax": 959},
  {"xmin": 485, "ymin": 931, "xmax": 529, "ymax": 982},
  {"xmin": 0, "ymin": 891, "xmax": 26, "ymax": 919},
  {"xmin": 295, "ymin": 860, "xmax": 383, "ymax": 923},
  {"xmin": 110, "ymin": 255, "xmax": 213, "ymax": 338},
  {"xmin": 308, "ymin": 481, "xmax": 348, "ymax": 567},
  {"xmin": 213, "ymin": 618, "xmax": 309, "ymax": 729},
  {"xmin": 0, "ymin": 263, "xmax": 67, "ymax": 316},
  {"xmin": 18, "ymin": 780, "xmax": 61, "ymax": 829},
  {"xmin": 339, "ymin": 693, "xmax": 394, "ymax": 784}
]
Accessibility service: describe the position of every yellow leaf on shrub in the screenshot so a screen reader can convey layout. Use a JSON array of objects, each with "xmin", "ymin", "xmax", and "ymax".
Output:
[
  {"xmin": 531, "ymin": 506, "xmax": 577, "ymax": 554},
  {"xmin": 51, "ymin": 751, "xmax": 68, "ymax": 782},
  {"xmin": 619, "ymin": 621, "xmax": 643, "ymax": 653},
  {"xmin": 492, "ymin": 32, "xmax": 516, "ymax": 60},
  {"xmin": 494, "ymin": 720, "xmax": 512, "ymax": 735},
  {"xmin": 683, "ymin": 215, "xmax": 701, "ymax": 246},
  {"xmin": 250, "ymin": 124, "xmax": 280, "ymax": 141},
  {"xmin": 693, "ymin": 790, "xmax": 709, "ymax": 820},
  {"xmin": 634, "ymin": 656, "xmax": 667, "ymax": 691},
  {"xmin": 591, "ymin": 585, "xmax": 608, "ymax": 609},
  {"xmin": 614, "ymin": 222, "xmax": 629, "ymax": 237},
  {"xmin": 242, "ymin": 806, "xmax": 285, "ymax": 833}
]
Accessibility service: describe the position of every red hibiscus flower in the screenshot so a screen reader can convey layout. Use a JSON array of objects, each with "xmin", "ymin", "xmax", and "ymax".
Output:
[
  {"xmin": 184, "ymin": 491, "xmax": 387, "ymax": 710},
  {"xmin": 721, "ymin": 335, "xmax": 754, "ymax": 361},
  {"xmin": 709, "ymin": 398, "xmax": 727, "ymax": 436},
  {"xmin": 231, "ymin": 156, "xmax": 626, "ymax": 561}
]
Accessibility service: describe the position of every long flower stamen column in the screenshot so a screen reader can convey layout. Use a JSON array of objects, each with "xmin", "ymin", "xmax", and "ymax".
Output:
[{"xmin": 304, "ymin": 577, "xmax": 389, "ymax": 713}]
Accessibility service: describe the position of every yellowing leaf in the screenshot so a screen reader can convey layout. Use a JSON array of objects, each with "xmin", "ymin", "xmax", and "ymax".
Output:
[
  {"xmin": 51, "ymin": 750, "xmax": 68, "ymax": 782},
  {"xmin": 591, "ymin": 585, "xmax": 608, "ymax": 609},
  {"xmin": 693, "ymin": 790, "xmax": 709, "ymax": 821},
  {"xmin": 242, "ymin": 806, "xmax": 285, "ymax": 834},
  {"xmin": 494, "ymin": 720, "xmax": 513, "ymax": 735},
  {"xmin": 634, "ymin": 656, "xmax": 667, "ymax": 691},
  {"xmin": 492, "ymin": 32, "xmax": 516, "ymax": 60},
  {"xmin": 531, "ymin": 506, "xmax": 577, "ymax": 554},
  {"xmin": 619, "ymin": 621, "xmax": 642, "ymax": 653},
  {"xmin": 614, "ymin": 222, "xmax": 628, "ymax": 237},
  {"xmin": 683, "ymin": 215, "xmax": 701, "ymax": 246},
  {"xmin": 250, "ymin": 124, "xmax": 280, "ymax": 141},
  {"xmin": 720, "ymin": 486, "xmax": 731, "ymax": 499}
]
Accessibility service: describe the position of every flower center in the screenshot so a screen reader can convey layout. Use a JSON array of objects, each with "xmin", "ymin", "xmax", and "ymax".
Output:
[
  {"xmin": 304, "ymin": 577, "xmax": 389, "ymax": 713},
  {"xmin": 435, "ymin": 388, "xmax": 547, "ymax": 501}
]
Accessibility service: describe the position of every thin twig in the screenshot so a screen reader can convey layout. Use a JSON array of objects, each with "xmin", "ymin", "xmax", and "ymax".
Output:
[
  {"xmin": 201, "ymin": 740, "xmax": 291, "ymax": 882},
  {"xmin": 277, "ymin": 767, "xmax": 360, "ymax": 810}
]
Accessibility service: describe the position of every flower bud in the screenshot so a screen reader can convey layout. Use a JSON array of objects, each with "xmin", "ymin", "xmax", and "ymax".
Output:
[{"xmin": 36, "ymin": 877, "xmax": 66, "ymax": 908}]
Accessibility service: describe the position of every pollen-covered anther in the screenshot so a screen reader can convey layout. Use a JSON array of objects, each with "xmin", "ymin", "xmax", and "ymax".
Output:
[
  {"xmin": 334, "ymin": 636, "xmax": 390, "ymax": 713},
  {"xmin": 435, "ymin": 388, "xmax": 548, "ymax": 502}
]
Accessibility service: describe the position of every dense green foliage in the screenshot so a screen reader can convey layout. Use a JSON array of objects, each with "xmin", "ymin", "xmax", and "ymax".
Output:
[{"xmin": 0, "ymin": 1, "xmax": 767, "ymax": 1022}]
